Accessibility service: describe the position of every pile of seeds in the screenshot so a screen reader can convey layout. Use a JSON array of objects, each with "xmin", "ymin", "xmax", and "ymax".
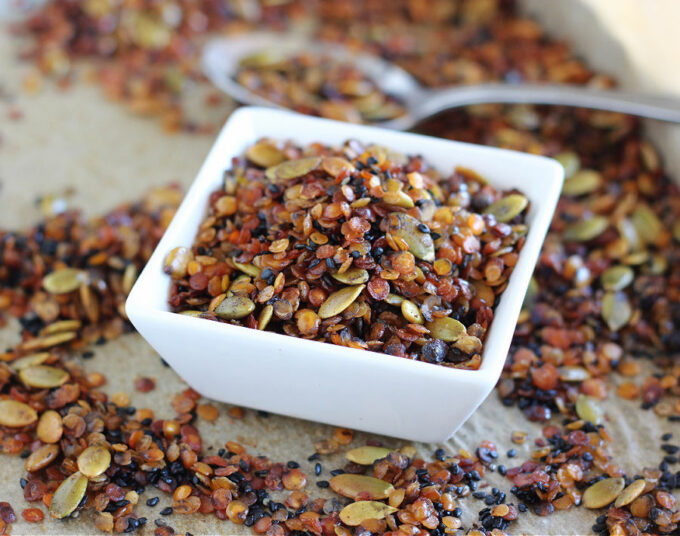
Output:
[
  {"xmin": 165, "ymin": 138, "xmax": 529, "ymax": 367},
  {"xmin": 6, "ymin": 0, "xmax": 680, "ymax": 534},
  {"xmin": 235, "ymin": 51, "xmax": 407, "ymax": 123}
]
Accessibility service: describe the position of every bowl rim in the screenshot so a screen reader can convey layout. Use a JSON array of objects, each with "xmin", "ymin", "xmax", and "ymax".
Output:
[{"xmin": 126, "ymin": 106, "xmax": 563, "ymax": 387}]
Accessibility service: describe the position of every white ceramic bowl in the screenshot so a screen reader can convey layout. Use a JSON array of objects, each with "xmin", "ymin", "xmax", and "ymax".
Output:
[{"xmin": 126, "ymin": 107, "xmax": 563, "ymax": 442}]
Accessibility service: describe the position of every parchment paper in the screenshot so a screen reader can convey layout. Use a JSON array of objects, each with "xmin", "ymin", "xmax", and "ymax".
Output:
[{"xmin": 1, "ymin": 3, "xmax": 678, "ymax": 534}]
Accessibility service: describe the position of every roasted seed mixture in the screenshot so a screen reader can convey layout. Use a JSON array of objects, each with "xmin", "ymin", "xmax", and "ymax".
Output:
[
  {"xmin": 235, "ymin": 52, "xmax": 407, "ymax": 123},
  {"xmin": 166, "ymin": 139, "xmax": 528, "ymax": 367},
  {"xmin": 2, "ymin": 0, "xmax": 680, "ymax": 535}
]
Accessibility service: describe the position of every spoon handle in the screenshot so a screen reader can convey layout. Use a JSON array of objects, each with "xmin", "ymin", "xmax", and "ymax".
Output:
[{"xmin": 412, "ymin": 84, "xmax": 680, "ymax": 124}]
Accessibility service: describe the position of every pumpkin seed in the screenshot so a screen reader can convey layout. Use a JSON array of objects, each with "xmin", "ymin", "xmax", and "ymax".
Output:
[
  {"xmin": 122, "ymin": 264, "xmax": 138, "ymax": 295},
  {"xmin": 385, "ymin": 212, "xmax": 434, "ymax": 262},
  {"xmin": 330, "ymin": 474, "xmax": 394, "ymax": 500},
  {"xmin": 40, "ymin": 320, "xmax": 82, "ymax": 336},
  {"xmin": 77, "ymin": 445, "xmax": 112, "ymax": 478},
  {"xmin": 401, "ymin": 300, "xmax": 423, "ymax": 324},
  {"xmin": 10, "ymin": 352, "xmax": 50, "ymax": 371},
  {"xmin": 332, "ymin": 268, "xmax": 369, "ymax": 285},
  {"xmin": 43, "ymin": 268, "xmax": 86, "ymax": 294},
  {"xmin": 554, "ymin": 151, "xmax": 580, "ymax": 179},
  {"xmin": 622, "ymin": 251, "xmax": 648, "ymax": 266},
  {"xmin": 522, "ymin": 277, "xmax": 538, "ymax": 310},
  {"xmin": 233, "ymin": 260, "xmax": 261, "ymax": 278},
  {"xmin": 339, "ymin": 501, "xmax": 398, "ymax": 527},
  {"xmin": 265, "ymin": 156, "xmax": 321, "ymax": 182},
  {"xmin": 561, "ymin": 169, "xmax": 602, "ymax": 196},
  {"xmin": 318, "ymin": 285, "xmax": 365, "ymax": 319},
  {"xmin": 563, "ymin": 216, "xmax": 608, "ymax": 242},
  {"xmin": 631, "ymin": 205, "xmax": 663, "ymax": 245},
  {"xmin": 214, "ymin": 296, "xmax": 256, "ymax": 320},
  {"xmin": 484, "ymin": 194, "xmax": 528, "ymax": 223},
  {"xmin": 19, "ymin": 331, "xmax": 77, "ymax": 351},
  {"xmin": 20, "ymin": 365, "xmax": 70, "ymax": 389},
  {"xmin": 575, "ymin": 394, "xmax": 603, "ymax": 425},
  {"xmin": 614, "ymin": 479, "xmax": 646, "ymax": 508},
  {"xmin": 163, "ymin": 247, "xmax": 194, "ymax": 278},
  {"xmin": 384, "ymin": 294, "xmax": 404, "ymax": 306},
  {"xmin": 257, "ymin": 304, "xmax": 273, "ymax": 330},
  {"xmin": 345, "ymin": 446, "xmax": 393, "ymax": 465},
  {"xmin": 601, "ymin": 291, "xmax": 632, "ymax": 331},
  {"xmin": 600, "ymin": 265, "xmax": 634, "ymax": 291},
  {"xmin": 425, "ymin": 317, "xmax": 466, "ymax": 342},
  {"xmin": 49, "ymin": 471, "xmax": 89, "ymax": 519},
  {"xmin": 25, "ymin": 443, "xmax": 60, "ymax": 472},
  {"xmin": 37, "ymin": 410, "xmax": 63, "ymax": 443},
  {"xmin": 322, "ymin": 157, "xmax": 355, "ymax": 177},
  {"xmin": 179, "ymin": 310, "xmax": 202, "ymax": 317},
  {"xmin": 0, "ymin": 399, "xmax": 38, "ymax": 427},
  {"xmin": 383, "ymin": 189, "xmax": 415, "ymax": 209},
  {"xmin": 246, "ymin": 140, "xmax": 285, "ymax": 168},
  {"xmin": 558, "ymin": 366, "xmax": 591, "ymax": 382},
  {"xmin": 583, "ymin": 477, "xmax": 625, "ymax": 509}
]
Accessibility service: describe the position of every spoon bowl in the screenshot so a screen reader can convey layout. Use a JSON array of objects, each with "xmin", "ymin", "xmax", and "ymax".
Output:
[{"xmin": 203, "ymin": 32, "xmax": 680, "ymax": 126}]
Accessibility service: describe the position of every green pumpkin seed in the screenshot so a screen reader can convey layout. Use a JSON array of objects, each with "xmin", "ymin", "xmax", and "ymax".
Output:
[
  {"xmin": 564, "ymin": 216, "xmax": 608, "ymax": 242},
  {"xmin": 77, "ymin": 445, "xmax": 112, "ymax": 478},
  {"xmin": 583, "ymin": 477, "xmax": 625, "ymax": 509},
  {"xmin": 238, "ymin": 50, "xmax": 285, "ymax": 68},
  {"xmin": 385, "ymin": 212, "xmax": 434, "ymax": 262},
  {"xmin": 601, "ymin": 291, "xmax": 632, "ymax": 332},
  {"xmin": 339, "ymin": 501, "xmax": 398, "ymax": 527},
  {"xmin": 600, "ymin": 265, "xmax": 634, "ymax": 291},
  {"xmin": 425, "ymin": 317, "xmax": 466, "ymax": 342},
  {"xmin": 265, "ymin": 157, "xmax": 321, "ymax": 182},
  {"xmin": 20, "ymin": 365, "xmax": 70, "ymax": 389},
  {"xmin": 10, "ymin": 352, "xmax": 50, "ymax": 371},
  {"xmin": 647, "ymin": 254, "xmax": 668, "ymax": 275},
  {"xmin": 322, "ymin": 157, "xmax": 355, "ymax": 177},
  {"xmin": 179, "ymin": 310, "xmax": 202, "ymax": 317},
  {"xmin": 49, "ymin": 471, "xmax": 89, "ymax": 519},
  {"xmin": 575, "ymin": 394, "xmax": 604, "ymax": 425},
  {"xmin": 554, "ymin": 151, "xmax": 580, "ymax": 179},
  {"xmin": 522, "ymin": 277, "xmax": 538, "ymax": 310},
  {"xmin": 233, "ymin": 260, "xmax": 261, "ymax": 278},
  {"xmin": 214, "ymin": 296, "xmax": 256, "ymax": 320},
  {"xmin": 401, "ymin": 300, "xmax": 423, "ymax": 324},
  {"xmin": 346, "ymin": 446, "xmax": 393, "ymax": 465},
  {"xmin": 318, "ymin": 285, "xmax": 365, "ymax": 319},
  {"xmin": 385, "ymin": 294, "xmax": 404, "ymax": 306},
  {"xmin": 122, "ymin": 264, "xmax": 138, "ymax": 295},
  {"xmin": 614, "ymin": 479, "xmax": 646, "ymax": 508},
  {"xmin": 330, "ymin": 474, "xmax": 394, "ymax": 500},
  {"xmin": 19, "ymin": 331, "xmax": 77, "ymax": 351},
  {"xmin": 484, "ymin": 194, "xmax": 528, "ymax": 223},
  {"xmin": 25, "ymin": 443, "xmax": 60, "ymax": 472},
  {"xmin": 561, "ymin": 169, "xmax": 602, "ymax": 196},
  {"xmin": 558, "ymin": 366, "xmax": 591, "ymax": 382},
  {"xmin": 622, "ymin": 251, "xmax": 648, "ymax": 266},
  {"xmin": 257, "ymin": 304, "xmax": 273, "ymax": 330},
  {"xmin": 631, "ymin": 205, "xmax": 663, "ymax": 245},
  {"xmin": 332, "ymin": 268, "xmax": 369, "ymax": 285},
  {"xmin": 0, "ymin": 399, "xmax": 38, "ymax": 427},
  {"xmin": 43, "ymin": 268, "xmax": 86, "ymax": 294},
  {"xmin": 40, "ymin": 320, "xmax": 82, "ymax": 336},
  {"xmin": 246, "ymin": 141, "xmax": 285, "ymax": 168},
  {"xmin": 163, "ymin": 247, "xmax": 194, "ymax": 279}
]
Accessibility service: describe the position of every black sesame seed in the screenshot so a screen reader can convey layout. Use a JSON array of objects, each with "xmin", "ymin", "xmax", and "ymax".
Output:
[
  {"xmin": 287, "ymin": 461, "xmax": 300, "ymax": 469},
  {"xmin": 146, "ymin": 497, "xmax": 159, "ymax": 507},
  {"xmin": 316, "ymin": 480, "xmax": 330, "ymax": 488},
  {"xmin": 160, "ymin": 507, "xmax": 173, "ymax": 516},
  {"xmin": 315, "ymin": 463, "xmax": 322, "ymax": 476}
]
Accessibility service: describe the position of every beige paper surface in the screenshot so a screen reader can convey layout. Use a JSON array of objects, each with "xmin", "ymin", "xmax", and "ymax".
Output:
[{"xmin": 0, "ymin": 4, "xmax": 678, "ymax": 534}]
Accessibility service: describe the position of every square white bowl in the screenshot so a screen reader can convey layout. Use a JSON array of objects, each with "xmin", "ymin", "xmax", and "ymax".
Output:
[{"xmin": 126, "ymin": 106, "xmax": 563, "ymax": 442}]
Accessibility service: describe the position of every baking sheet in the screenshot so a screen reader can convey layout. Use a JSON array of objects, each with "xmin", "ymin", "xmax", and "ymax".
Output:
[{"xmin": 0, "ymin": 6, "xmax": 678, "ymax": 534}]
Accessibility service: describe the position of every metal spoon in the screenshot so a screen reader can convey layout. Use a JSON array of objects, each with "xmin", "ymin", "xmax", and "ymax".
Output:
[{"xmin": 202, "ymin": 32, "xmax": 680, "ymax": 128}]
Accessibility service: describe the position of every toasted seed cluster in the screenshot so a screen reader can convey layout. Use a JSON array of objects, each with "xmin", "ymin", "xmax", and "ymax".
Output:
[
  {"xmin": 166, "ymin": 139, "xmax": 529, "ymax": 368},
  {"xmin": 235, "ymin": 51, "xmax": 407, "ymax": 124}
]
